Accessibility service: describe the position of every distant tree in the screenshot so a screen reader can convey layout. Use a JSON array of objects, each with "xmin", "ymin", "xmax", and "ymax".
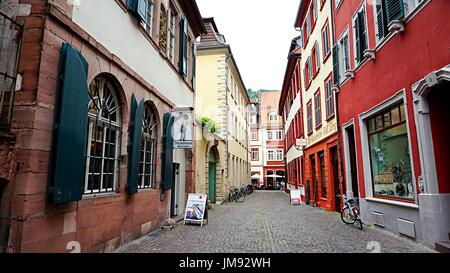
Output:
[{"xmin": 247, "ymin": 88, "xmax": 258, "ymax": 99}]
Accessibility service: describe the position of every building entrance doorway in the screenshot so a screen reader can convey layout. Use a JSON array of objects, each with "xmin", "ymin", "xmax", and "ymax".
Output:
[
  {"xmin": 331, "ymin": 147, "xmax": 341, "ymax": 212},
  {"xmin": 344, "ymin": 124, "xmax": 359, "ymax": 199},
  {"xmin": 428, "ymin": 81, "xmax": 450, "ymax": 194}
]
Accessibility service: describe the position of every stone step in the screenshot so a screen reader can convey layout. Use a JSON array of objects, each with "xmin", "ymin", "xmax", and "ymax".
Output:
[{"xmin": 435, "ymin": 241, "xmax": 450, "ymax": 253}]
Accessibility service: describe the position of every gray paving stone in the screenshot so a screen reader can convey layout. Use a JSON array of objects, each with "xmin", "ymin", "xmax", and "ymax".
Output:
[{"xmin": 115, "ymin": 191, "xmax": 436, "ymax": 253}]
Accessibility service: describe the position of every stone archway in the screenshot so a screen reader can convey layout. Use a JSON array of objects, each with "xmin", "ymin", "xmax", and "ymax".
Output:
[{"xmin": 205, "ymin": 143, "xmax": 221, "ymax": 204}]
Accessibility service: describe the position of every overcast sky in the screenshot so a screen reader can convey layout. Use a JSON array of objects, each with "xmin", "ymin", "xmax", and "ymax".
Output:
[{"xmin": 196, "ymin": 0, "xmax": 300, "ymax": 91}]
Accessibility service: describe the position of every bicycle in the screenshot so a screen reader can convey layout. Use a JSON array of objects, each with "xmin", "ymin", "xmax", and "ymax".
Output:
[
  {"xmin": 228, "ymin": 186, "xmax": 245, "ymax": 203},
  {"xmin": 339, "ymin": 194, "xmax": 363, "ymax": 230}
]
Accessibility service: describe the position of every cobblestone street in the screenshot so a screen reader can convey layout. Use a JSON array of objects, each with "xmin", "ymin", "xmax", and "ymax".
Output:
[{"xmin": 115, "ymin": 191, "xmax": 435, "ymax": 253}]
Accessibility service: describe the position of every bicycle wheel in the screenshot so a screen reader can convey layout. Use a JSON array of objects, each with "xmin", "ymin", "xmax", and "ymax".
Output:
[
  {"xmin": 341, "ymin": 207, "xmax": 357, "ymax": 224},
  {"xmin": 236, "ymin": 192, "xmax": 246, "ymax": 203}
]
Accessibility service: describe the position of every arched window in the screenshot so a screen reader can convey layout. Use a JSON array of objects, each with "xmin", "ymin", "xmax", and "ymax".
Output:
[
  {"xmin": 138, "ymin": 103, "xmax": 157, "ymax": 189},
  {"xmin": 85, "ymin": 77, "xmax": 121, "ymax": 194}
]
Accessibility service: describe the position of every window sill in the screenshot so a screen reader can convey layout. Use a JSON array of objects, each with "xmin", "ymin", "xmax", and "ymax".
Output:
[
  {"xmin": 82, "ymin": 192, "xmax": 122, "ymax": 200},
  {"xmin": 315, "ymin": 124, "xmax": 322, "ymax": 130},
  {"xmin": 138, "ymin": 188, "xmax": 158, "ymax": 193},
  {"xmin": 326, "ymin": 114, "xmax": 335, "ymax": 122},
  {"xmin": 365, "ymin": 197, "xmax": 418, "ymax": 209}
]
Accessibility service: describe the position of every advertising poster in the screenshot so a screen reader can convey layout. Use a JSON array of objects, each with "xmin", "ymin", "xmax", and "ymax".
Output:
[
  {"xmin": 184, "ymin": 193, "xmax": 208, "ymax": 225},
  {"xmin": 290, "ymin": 189, "xmax": 301, "ymax": 205},
  {"xmin": 172, "ymin": 109, "xmax": 193, "ymax": 149}
]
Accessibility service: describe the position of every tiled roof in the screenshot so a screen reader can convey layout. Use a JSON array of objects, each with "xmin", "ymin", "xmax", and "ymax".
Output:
[{"xmin": 198, "ymin": 18, "xmax": 227, "ymax": 49}]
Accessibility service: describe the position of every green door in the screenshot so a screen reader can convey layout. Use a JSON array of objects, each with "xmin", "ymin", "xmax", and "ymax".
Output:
[
  {"xmin": 208, "ymin": 162, "xmax": 216, "ymax": 203},
  {"xmin": 208, "ymin": 151, "xmax": 217, "ymax": 203}
]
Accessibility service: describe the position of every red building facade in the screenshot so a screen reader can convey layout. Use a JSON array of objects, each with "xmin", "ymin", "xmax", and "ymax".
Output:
[
  {"xmin": 332, "ymin": 0, "xmax": 450, "ymax": 248},
  {"xmin": 281, "ymin": 0, "xmax": 342, "ymax": 211}
]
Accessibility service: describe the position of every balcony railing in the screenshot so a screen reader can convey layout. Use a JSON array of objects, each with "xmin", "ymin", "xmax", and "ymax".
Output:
[{"xmin": 0, "ymin": 11, "xmax": 22, "ymax": 132}]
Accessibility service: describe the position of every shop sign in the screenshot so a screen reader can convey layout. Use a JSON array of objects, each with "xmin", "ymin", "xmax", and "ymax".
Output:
[
  {"xmin": 290, "ymin": 189, "xmax": 301, "ymax": 205},
  {"xmin": 184, "ymin": 193, "xmax": 208, "ymax": 226},
  {"xmin": 172, "ymin": 108, "xmax": 194, "ymax": 149}
]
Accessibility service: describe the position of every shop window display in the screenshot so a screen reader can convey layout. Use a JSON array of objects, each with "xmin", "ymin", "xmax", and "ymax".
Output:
[{"xmin": 367, "ymin": 103, "xmax": 414, "ymax": 201}]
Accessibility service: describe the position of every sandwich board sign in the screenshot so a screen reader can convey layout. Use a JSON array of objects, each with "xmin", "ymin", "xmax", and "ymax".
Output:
[
  {"xmin": 290, "ymin": 189, "xmax": 301, "ymax": 205},
  {"xmin": 183, "ymin": 193, "xmax": 208, "ymax": 226}
]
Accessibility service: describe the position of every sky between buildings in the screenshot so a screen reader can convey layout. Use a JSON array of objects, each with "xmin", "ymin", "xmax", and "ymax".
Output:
[{"xmin": 196, "ymin": 0, "xmax": 300, "ymax": 92}]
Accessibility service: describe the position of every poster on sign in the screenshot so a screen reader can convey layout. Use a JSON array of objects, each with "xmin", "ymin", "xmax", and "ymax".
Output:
[
  {"xmin": 172, "ymin": 108, "xmax": 194, "ymax": 149},
  {"xmin": 184, "ymin": 193, "xmax": 208, "ymax": 226},
  {"xmin": 290, "ymin": 189, "xmax": 301, "ymax": 205}
]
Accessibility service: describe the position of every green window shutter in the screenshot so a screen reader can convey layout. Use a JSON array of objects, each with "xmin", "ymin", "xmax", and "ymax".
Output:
[
  {"xmin": 354, "ymin": 13, "xmax": 362, "ymax": 64},
  {"xmin": 137, "ymin": 0, "xmax": 148, "ymax": 21},
  {"xmin": 48, "ymin": 43, "xmax": 89, "ymax": 204},
  {"xmin": 332, "ymin": 45, "xmax": 339, "ymax": 85},
  {"xmin": 126, "ymin": 0, "xmax": 138, "ymax": 13},
  {"xmin": 192, "ymin": 43, "xmax": 196, "ymax": 89},
  {"xmin": 161, "ymin": 113, "xmax": 174, "ymax": 191},
  {"xmin": 358, "ymin": 10, "xmax": 367, "ymax": 58},
  {"xmin": 127, "ymin": 95, "xmax": 144, "ymax": 195},
  {"xmin": 385, "ymin": 0, "xmax": 405, "ymax": 24},
  {"xmin": 179, "ymin": 17, "xmax": 188, "ymax": 77}
]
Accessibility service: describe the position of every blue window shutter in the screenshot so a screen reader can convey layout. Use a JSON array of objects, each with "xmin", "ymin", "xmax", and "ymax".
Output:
[
  {"xmin": 385, "ymin": 0, "xmax": 405, "ymax": 24},
  {"xmin": 48, "ymin": 43, "xmax": 89, "ymax": 204},
  {"xmin": 137, "ymin": 0, "xmax": 148, "ymax": 21},
  {"xmin": 126, "ymin": 0, "xmax": 138, "ymax": 13},
  {"xmin": 127, "ymin": 95, "xmax": 144, "ymax": 195},
  {"xmin": 161, "ymin": 113, "xmax": 174, "ymax": 191}
]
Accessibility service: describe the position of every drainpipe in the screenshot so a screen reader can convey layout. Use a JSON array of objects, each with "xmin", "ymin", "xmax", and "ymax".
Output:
[
  {"xmin": 329, "ymin": 0, "xmax": 346, "ymax": 200},
  {"xmin": 225, "ymin": 53, "xmax": 232, "ymax": 181}
]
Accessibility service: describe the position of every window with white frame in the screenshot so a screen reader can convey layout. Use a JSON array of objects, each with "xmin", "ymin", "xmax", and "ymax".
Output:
[
  {"xmin": 269, "ymin": 112, "xmax": 278, "ymax": 121},
  {"xmin": 138, "ymin": 103, "xmax": 157, "ymax": 189},
  {"xmin": 85, "ymin": 77, "xmax": 121, "ymax": 194},
  {"xmin": 353, "ymin": 3, "xmax": 368, "ymax": 66},
  {"xmin": 268, "ymin": 150, "xmax": 275, "ymax": 161},
  {"xmin": 313, "ymin": 0, "xmax": 318, "ymax": 22},
  {"xmin": 251, "ymin": 148, "xmax": 259, "ymax": 161},
  {"xmin": 276, "ymin": 150, "xmax": 283, "ymax": 161},
  {"xmin": 167, "ymin": 9, "xmax": 176, "ymax": 63},
  {"xmin": 314, "ymin": 41, "xmax": 321, "ymax": 71},
  {"xmin": 322, "ymin": 23, "xmax": 330, "ymax": 58},
  {"xmin": 366, "ymin": 102, "xmax": 414, "ymax": 200},
  {"xmin": 325, "ymin": 78, "xmax": 334, "ymax": 118},
  {"xmin": 314, "ymin": 91, "xmax": 322, "ymax": 127},
  {"xmin": 307, "ymin": 101, "xmax": 313, "ymax": 134},
  {"xmin": 251, "ymin": 129, "xmax": 258, "ymax": 141},
  {"xmin": 308, "ymin": 56, "xmax": 313, "ymax": 83},
  {"xmin": 333, "ymin": 28, "xmax": 350, "ymax": 85},
  {"xmin": 276, "ymin": 131, "xmax": 282, "ymax": 140},
  {"xmin": 373, "ymin": 0, "xmax": 423, "ymax": 45},
  {"xmin": 141, "ymin": 0, "xmax": 154, "ymax": 34}
]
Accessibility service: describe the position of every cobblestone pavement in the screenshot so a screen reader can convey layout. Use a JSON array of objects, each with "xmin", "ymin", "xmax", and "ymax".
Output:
[{"xmin": 115, "ymin": 191, "xmax": 435, "ymax": 253}]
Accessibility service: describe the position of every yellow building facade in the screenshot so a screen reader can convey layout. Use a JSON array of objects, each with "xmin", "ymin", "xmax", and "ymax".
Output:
[{"xmin": 195, "ymin": 18, "xmax": 251, "ymax": 204}]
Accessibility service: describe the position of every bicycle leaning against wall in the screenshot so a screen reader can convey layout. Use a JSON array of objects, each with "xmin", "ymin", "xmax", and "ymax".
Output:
[
  {"xmin": 338, "ymin": 194, "xmax": 363, "ymax": 230},
  {"xmin": 228, "ymin": 186, "xmax": 246, "ymax": 203}
]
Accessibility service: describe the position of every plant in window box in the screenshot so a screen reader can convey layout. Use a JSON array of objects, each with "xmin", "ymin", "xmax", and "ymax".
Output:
[{"xmin": 199, "ymin": 116, "xmax": 220, "ymax": 141}]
